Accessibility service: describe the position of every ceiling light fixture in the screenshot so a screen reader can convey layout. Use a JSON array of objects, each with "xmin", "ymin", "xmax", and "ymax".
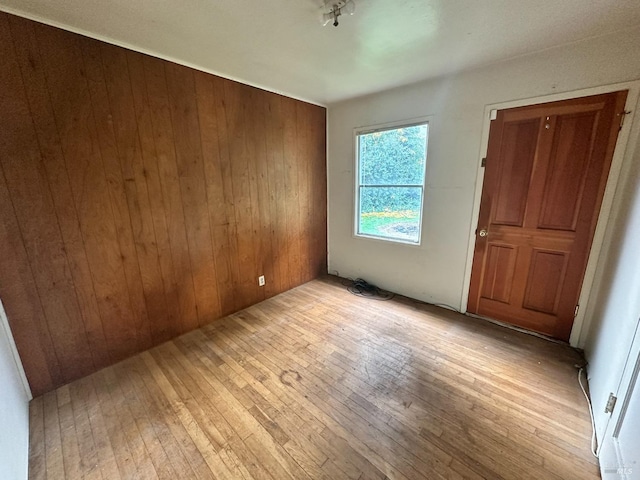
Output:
[{"xmin": 320, "ymin": 0, "xmax": 356, "ymax": 27}]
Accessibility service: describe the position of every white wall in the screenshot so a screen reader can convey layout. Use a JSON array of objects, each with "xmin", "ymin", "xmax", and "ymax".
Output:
[
  {"xmin": 583, "ymin": 126, "xmax": 640, "ymax": 445},
  {"xmin": 328, "ymin": 26, "xmax": 640, "ymax": 311},
  {"xmin": 0, "ymin": 300, "xmax": 31, "ymax": 480},
  {"xmin": 328, "ymin": 26, "xmax": 640, "ymax": 448}
]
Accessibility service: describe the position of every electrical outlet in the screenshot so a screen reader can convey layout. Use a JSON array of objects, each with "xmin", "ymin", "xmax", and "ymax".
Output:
[{"xmin": 258, "ymin": 275, "xmax": 265, "ymax": 287}]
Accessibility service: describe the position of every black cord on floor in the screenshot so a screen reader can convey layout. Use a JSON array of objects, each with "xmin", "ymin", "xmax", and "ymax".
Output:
[
  {"xmin": 338, "ymin": 276, "xmax": 461, "ymax": 312},
  {"xmin": 341, "ymin": 278, "xmax": 395, "ymax": 301}
]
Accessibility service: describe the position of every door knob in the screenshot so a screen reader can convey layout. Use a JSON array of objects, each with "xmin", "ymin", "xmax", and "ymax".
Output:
[{"xmin": 479, "ymin": 229, "xmax": 488, "ymax": 237}]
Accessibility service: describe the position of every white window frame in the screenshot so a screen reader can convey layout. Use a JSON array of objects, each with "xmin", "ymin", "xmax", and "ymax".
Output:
[{"xmin": 353, "ymin": 117, "xmax": 430, "ymax": 246}]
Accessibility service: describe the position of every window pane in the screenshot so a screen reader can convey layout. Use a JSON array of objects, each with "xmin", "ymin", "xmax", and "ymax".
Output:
[
  {"xmin": 358, "ymin": 186, "xmax": 422, "ymax": 242},
  {"xmin": 359, "ymin": 124, "xmax": 428, "ymax": 186}
]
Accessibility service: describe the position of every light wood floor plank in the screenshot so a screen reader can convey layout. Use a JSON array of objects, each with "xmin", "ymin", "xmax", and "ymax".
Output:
[
  {"xmin": 68, "ymin": 379, "xmax": 104, "ymax": 480},
  {"xmin": 214, "ymin": 317, "xmax": 450, "ymax": 480},
  {"xmin": 143, "ymin": 349, "xmax": 237, "ymax": 480},
  {"xmin": 76, "ymin": 378, "xmax": 121, "ymax": 480},
  {"xmin": 29, "ymin": 277, "xmax": 600, "ymax": 479},
  {"xmin": 90, "ymin": 369, "xmax": 139, "ymax": 479},
  {"xmin": 56, "ymin": 386, "xmax": 83, "ymax": 479},
  {"xmin": 42, "ymin": 391, "xmax": 64, "ymax": 479},
  {"xmin": 229, "ymin": 322, "xmax": 448, "ymax": 479},
  {"xmin": 28, "ymin": 396, "xmax": 46, "ymax": 480},
  {"xmin": 133, "ymin": 355, "xmax": 215, "ymax": 480},
  {"xmin": 180, "ymin": 333, "xmax": 312, "ymax": 480},
  {"xmin": 101, "ymin": 366, "xmax": 159, "ymax": 480},
  {"xmin": 117, "ymin": 360, "xmax": 198, "ymax": 479},
  {"xmin": 218, "ymin": 322, "xmax": 388, "ymax": 480}
]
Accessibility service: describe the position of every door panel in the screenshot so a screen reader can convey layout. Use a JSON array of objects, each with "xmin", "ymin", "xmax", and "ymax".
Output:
[
  {"xmin": 522, "ymin": 249, "xmax": 569, "ymax": 315},
  {"xmin": 493, "ymin": 120, "xmax": 539, "ymax": 226},
  {"xmin": 480, "ymin": 244, "xmax": 518, "ymax": 303},
  {"xmin": 538, "ymin": 111, "xmax": 598, "ymax": 230},
  {"xmin": 468, "ymin": 91, "xmax": 627, "ymax": 340}
]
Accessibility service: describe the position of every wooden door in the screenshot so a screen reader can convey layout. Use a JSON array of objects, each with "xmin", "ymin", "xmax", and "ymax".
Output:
[{"xmin": 468, "ymin": 91, "xmax": 628, "ymax": 341}]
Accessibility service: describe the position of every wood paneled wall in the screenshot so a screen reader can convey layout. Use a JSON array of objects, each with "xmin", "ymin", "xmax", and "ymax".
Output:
[{"xmin": 0, "ymin": 12, "xmax": 327, "ymax": 396}]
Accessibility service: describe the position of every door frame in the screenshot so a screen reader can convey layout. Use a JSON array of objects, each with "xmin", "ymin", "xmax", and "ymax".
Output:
[
  {"xmin": 460, "ymin": 80, "xmax": 640, "ymax": 348},
  {"xmin": 598, "ymin": 318, "xmax": 640, "ymax": 475}
]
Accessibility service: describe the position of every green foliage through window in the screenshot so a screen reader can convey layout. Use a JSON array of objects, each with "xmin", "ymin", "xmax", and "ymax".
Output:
[{"xmin": 356, "ymin": 123, "xmax": 428, "ymax": 243}]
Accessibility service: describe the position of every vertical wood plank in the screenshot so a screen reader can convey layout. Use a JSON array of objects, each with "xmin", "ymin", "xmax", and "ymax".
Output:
[
  {"xmin": 265, "ymin": 95, "xmax": 289, "ymax": 294},
  {"xmin": 0, "ymin": 15, "xmax": 95, "ymax": 382},
  {"xmin": 127, "ymin": 50, "xmax": 183, "ymax": 341},
  {"xmin": 35, "ymin": 24, "xmax": 144, "ymax": 362},
  {"xmin": 99, "ymin": 43, "xmax": 172, "ymax": 344},
  {"xmin": 251, "ymin": 90, "xmax": 275, "ymax": 298},
  {"xmin": 0, "ymin": 110, "xmax": 59, "ymax": 394},
  {"xmin": 212, "ymin": 76, "xmax": 243, "ymax": 311},
  {"xmin": 0, "ymin": 11, "xmax": 326, "ymax": 395},
  {"xmin": 8, "ymin": 15, "xmax": 112, "ymax": 371},
  {"xmin": 193, "ymin": 71, "xmax": 236, "ymax": 315},
  {"xmin": 79, "ymin": 38, "xmax": 153, "ymax": 354},
  {"xmin": 165, "ymin": 62, "xmax": 222, "ymax": 326},
  {"xmin": 244, "ymin": 88, "xmax": 266, "ymax": 303},
  {"xmin": 223, "ymin": 81, "xmax": 260, "ymax": 308},
  {"xmin": 142, "ymin": 56, "xmax": 200, "ymax": 333},
  {"xmin": 296, "ymin": 102, "xmax": 312, "ymax": 283},
  {"xmin": 282, "ymin": 97, "xmax": 303, "ymax": 289}
]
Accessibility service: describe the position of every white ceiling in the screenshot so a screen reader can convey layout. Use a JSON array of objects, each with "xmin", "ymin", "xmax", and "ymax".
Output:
[{"xmin": 2, "ymin": 0, "xmax": 640, "ymax": 105}]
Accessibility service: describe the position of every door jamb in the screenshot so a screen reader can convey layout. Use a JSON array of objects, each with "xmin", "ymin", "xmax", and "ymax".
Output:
[
  {"xmin": 459, "ymin": 80, "xmax": 640, "ymax": 348},
  {"xmin": 598, "ymin": 318, "xmax": 640, "ymax": 467}
]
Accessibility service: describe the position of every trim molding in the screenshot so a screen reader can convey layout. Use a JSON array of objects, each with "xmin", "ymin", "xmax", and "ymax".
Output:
[{"xmin": 0, "ymin": 5, "xmax": 325, "ymax": 108}]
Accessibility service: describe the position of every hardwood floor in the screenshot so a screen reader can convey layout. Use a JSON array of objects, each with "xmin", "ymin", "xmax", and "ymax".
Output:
[{"xmin": 28, "ymin": 277, "xmax": 600, "ymax": 480}]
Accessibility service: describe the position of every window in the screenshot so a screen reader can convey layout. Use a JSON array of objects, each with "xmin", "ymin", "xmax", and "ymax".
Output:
[{"xmin": 355, "ymin": 121, "xmax": 428, "ymax": 244}]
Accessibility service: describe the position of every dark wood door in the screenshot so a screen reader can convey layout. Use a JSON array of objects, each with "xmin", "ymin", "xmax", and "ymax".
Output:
[{"xmin": 468, "ymin": 91, "xmax": 628, "ymax": 341}]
